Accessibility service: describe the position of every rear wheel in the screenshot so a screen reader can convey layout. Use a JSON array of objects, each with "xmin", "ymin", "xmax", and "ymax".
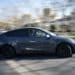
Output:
[
  {"xmin": 56, "ymin": 44, "xmax": 72, "ymax": 57},
  {"xmin": 1, "ymin": 45, "xmax": 16, "ymax": 58}
]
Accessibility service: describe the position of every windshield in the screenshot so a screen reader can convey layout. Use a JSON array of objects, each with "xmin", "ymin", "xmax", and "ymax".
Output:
[
  {"xmin": 49, "ymin": 32, "xmax": 56, "ymax": 36},
  {"xmin": 41, "ymin": 28, "xmax": 56, "ymax": 36}
]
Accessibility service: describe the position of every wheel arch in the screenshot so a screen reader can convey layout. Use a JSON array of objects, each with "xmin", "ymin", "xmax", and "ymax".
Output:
[
  {"xmin": 0, "ymin": 44, "xmax": 16, "ymax": 52},
  {"xmin": 56, "ymin": 42, "xmax": 73, "ymax": 53}
]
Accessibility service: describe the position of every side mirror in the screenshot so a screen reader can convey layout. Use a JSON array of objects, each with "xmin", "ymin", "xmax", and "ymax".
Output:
[{"xmin": 46, "ymin": 35, "xmax": 50, "ymax": 39}]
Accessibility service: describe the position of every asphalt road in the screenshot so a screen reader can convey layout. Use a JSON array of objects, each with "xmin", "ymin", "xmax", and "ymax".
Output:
[{"xmin": 0, "ymin": 54, "xmax": 75, "ymax": 75}]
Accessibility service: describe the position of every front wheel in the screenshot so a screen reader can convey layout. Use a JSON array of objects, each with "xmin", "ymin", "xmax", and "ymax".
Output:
[{"xmin": 56, "ymin": 44, "xmax": 72, "ymax": 58}]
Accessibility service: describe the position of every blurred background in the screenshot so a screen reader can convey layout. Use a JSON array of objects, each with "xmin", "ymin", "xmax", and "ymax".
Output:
[{"xmin": 0, "ymin": 0, "xmax": 75, "ymax": 38}]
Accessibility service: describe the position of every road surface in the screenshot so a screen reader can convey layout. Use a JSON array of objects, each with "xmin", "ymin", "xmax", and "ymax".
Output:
[{"xmin": 0, "ymin": 54, "xmax": 74, "ymax": 75}]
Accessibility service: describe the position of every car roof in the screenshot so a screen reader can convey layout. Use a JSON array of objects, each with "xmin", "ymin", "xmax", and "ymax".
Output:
[
  {"xmin": 2, "ymin": 27, "xmax": 56, "ymax": 36},
  {"xmin": 11, "ymin": 27, "xmax": 43, "ymax": 31},
  {"xmin": 21, "ymin": 27, "xmax": 43, "ymax": 30}
]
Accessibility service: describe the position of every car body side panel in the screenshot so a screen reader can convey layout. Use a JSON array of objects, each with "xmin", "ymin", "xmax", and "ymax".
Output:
[
  {"xmin": 0, "ymin": 28, "xmax": 75, "ymax": 55},
  {"xmin": 4, "ymin": 36, "xmax": 57, "ymax": 54},
  {"xmin": 31, "ymin": 37, "xmax": 57, "ymax": 53}
]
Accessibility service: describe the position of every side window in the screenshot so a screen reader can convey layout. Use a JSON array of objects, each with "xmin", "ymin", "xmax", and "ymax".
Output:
[
  {"xmin": 5, "ymin": 29, "xmax": 29, "ymax": 37},
  {"xmin": 29, "ymin": 29, "xmax": 35, "ymax": 37},
  {"xmin": 5, "ymin": 31, "xmax": 16, "ymax": 37},
  {"xmin": 34, "ymin": 29, "xmax": 47, "ymax": 37},
  {"xmin": 21, "ymin": 29, "xmax": 29, "ymax": 37}
]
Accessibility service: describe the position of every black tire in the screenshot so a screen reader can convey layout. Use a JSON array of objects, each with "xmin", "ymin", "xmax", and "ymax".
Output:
[
  {"xmin": 56, "ymin": 44, "xmax": 72, "ymax": 58},
  {"xmin": 1, "ymin": 45, "xmax": 16, "ymax": 58}
]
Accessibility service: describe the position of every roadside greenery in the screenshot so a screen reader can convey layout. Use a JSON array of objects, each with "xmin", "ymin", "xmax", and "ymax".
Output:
[
  {"xmin": 50, "ymin": 25, "xmax": 56, "ymax": 32},
  {"xmin": 66, "ymin": 36, "xmax": 75, "ymax": 39}
]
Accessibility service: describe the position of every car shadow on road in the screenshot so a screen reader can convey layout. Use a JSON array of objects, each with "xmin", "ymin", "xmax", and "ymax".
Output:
[{"xmin": 0, "ymin": 53, "xmax": 69, "ymax": 60}]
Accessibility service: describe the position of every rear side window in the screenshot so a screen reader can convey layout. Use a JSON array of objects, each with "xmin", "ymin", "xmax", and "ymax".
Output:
[{"xmin": 4, "ymin": 29, "xmax": 29, "ymax": 37}]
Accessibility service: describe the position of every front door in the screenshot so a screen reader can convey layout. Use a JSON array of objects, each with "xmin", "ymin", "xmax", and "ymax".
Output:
[{"xmin": 29, "ymin": 29, "xmax": 53, "ymax": 53}]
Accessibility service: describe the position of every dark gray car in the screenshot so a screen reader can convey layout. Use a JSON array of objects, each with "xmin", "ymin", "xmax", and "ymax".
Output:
[{"xmin": 0, "ymin": 27, "xmax": 75, "ymax": 57}]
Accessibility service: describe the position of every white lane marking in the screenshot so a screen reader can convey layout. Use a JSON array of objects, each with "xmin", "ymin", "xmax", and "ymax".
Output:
[{"xmin": 5, "ymin": 60, "xmax": 34, "ymax": 75}]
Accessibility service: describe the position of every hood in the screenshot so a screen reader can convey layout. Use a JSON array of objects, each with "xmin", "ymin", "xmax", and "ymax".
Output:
[{"xmin": 53, "ymin": 34, "xmax": 75, "ymax": 44}]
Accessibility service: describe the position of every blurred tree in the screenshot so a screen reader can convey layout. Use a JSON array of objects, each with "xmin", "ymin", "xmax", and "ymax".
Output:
[
  {"xmin": 50, "ymin": 25, "xmax": 56, "ymax": 32},
  {"xmin": 67, "ymin": 0, "xmax": 75, "ymax": 6},
  {"xmin": 66, "ymin": 25, "xmax": 71, "ymax": 32}
]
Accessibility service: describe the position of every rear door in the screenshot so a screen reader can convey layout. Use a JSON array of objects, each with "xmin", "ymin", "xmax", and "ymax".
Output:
[{"xmin": 4, "ymin": 29, "xmax": 31, "ymax": 52}]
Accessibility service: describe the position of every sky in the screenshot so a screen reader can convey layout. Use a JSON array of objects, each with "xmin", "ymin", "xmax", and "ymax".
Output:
[{"xmin": 0, "ymin": 0, "xmax": 74, "ymax": 20}]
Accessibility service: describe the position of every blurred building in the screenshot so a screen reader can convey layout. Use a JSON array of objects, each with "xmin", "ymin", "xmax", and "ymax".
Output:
[
  {"xmin": 0, "ymin": 22, "xmax": 10, "ymax": 29},
  {"xmin": 18, "ymin": 14, "xmax": 32, "ymax": 26},
  {"xmin": 68, "ymin": 10, "xmax": 75, "ymax": 31},
  {"xmin": 42, "ymin": 8, "xmax": 50, "ymax": 22},
  {"xmin": 50, "ymin": 10, "xmax": 75, "ymax": 32},
  {"xmin": 50, "ymin": 17, "xmax": 71, "ymax": 32},
  {"xmin": 5, "ymin": 14, "xmax": 34, "ymax": 28},
  {"xmin": 40, "ymin": 8, "xmax": 56, "ymax": 30}
]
